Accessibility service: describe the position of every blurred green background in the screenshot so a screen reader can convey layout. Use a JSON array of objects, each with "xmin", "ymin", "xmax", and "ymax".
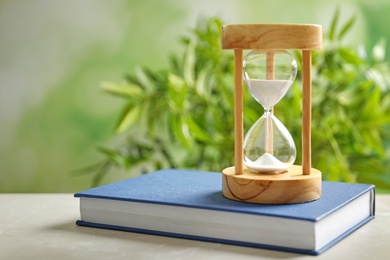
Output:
[{"xmin": 0, "ymin": 0, "xmax": 389, "ymax": 193}]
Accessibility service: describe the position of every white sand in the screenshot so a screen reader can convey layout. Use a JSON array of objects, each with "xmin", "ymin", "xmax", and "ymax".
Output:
[
  {"xmin": 245, "ymin": 153, "xmax": 288, "ymax": 173},
  {"xmin": 245, "ymin": 79, "xmax": 293, "ymax": 108}
]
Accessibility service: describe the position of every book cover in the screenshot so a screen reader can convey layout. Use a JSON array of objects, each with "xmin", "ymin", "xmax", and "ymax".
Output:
[{"xmin": 75, "ymin": 169, "xmax": 375, "ymax": 255}]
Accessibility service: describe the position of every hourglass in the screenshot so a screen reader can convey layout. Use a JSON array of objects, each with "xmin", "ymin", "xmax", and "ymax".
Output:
[
  {"xmin": 243, "ymin": 50, "xmax": 297, "ymax": 173},
  {"xmin": 221, "ymin": 24, "xmax": 322, "ymax": 204}
]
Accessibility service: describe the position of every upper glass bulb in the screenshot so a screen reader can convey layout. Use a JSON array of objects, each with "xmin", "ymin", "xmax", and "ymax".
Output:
[{"xmin": 243, "ymin": 50, "xmax": 298, "ymax": 108}]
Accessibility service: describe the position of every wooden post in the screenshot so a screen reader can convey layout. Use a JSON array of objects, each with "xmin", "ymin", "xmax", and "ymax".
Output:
[
  {"xmin": 302, "ymin": 50, "xmax": 312, "ymax": 175},
  {"xmin": 265, "ymin": 51, "xmax": 275, "ymax": 154},
  {"xmin": 234, "ymin": 50, "xmax": 243, "ymax": 175},
  {"xmin": 266, "ymin": 51, "xmax": 275, "ymax": 80}
]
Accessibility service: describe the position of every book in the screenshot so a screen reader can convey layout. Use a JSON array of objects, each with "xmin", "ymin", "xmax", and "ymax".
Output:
[{"xmin": 74, "ymin": 169, "xmax": 375, "ymax": 255}]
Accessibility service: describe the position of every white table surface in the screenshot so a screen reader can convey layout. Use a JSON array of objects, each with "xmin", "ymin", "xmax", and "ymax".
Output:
[{"xmin": 1, "ymin": 194, "xmax": 389, "ymax": 260}]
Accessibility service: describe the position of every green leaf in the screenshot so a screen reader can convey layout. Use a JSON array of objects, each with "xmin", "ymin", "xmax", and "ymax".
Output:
[
  {"xmin": 338, "ymin": 15, "xmax": 356, "ymax": 41},
  {"xmin": 168, "ymin": 73, "xmax": 186, "ymax": 91},
  {"xmin": 372, "ymin": 38, "xmax": 387, "ymax": 62},
  {"xmin": 170, "ymin": 115, "xmax": 192, "ymax": 149},
  {"xmin": 184, "ymin": 40, "xmax": 196, "ymax": 86},
  {"xmin": 96, "ymin": 146, "xmax": 132, "ymax": 169},
  {"xmin": 97, "ymin": 146, "xmax": 120, "ymax": 161},
  {"xmin": 114, "ymin": 105, "xmax": 141, "ymax": 133},
  {"xmin": 366, "ymin": 68, "xmax": 386, "ymax": 91},
  {"xmin": 91, "ymin": 160, "xmax": 112, "ymax": 187},
  {"xmin": 195, "ymin": 69, "xmax": 207, "ymax": 96},
  {"xmin": 101, "ymin": 81, "xmax": 143, "ymax": 98},
  {"xmin": 184, "ymin": 115, "xmax": 211, "ymax": 142},
  {"xmin": 328, "ymin": 6, "xmax": 340, "ymax": 41},
  {"xmin": 167, "ymin": 73, "xmax": 187, "ymax": 111},
  {"xmin": 339, "ymin": 47, "xmax": 363, "ymax": 64},
  {"xmin": 134, "ymin": 67, "xmax": 154, "ymax": 92}
]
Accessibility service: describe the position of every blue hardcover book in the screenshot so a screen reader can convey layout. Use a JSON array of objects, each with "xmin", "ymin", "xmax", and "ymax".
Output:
[{"xmin": 74, "ymin": 169, "xmax": 375, "ymax": 255}]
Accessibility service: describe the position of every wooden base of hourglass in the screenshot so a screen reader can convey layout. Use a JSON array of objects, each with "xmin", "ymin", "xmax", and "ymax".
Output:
[{"xmin": 222, "ymin": 165, "xmax": 321, "ymax": 204}]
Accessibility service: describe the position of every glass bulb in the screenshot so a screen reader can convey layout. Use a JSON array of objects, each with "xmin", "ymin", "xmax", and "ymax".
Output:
[{"xmin": 243, "ymin": 50, "xmax": 297, "ymax": 173}]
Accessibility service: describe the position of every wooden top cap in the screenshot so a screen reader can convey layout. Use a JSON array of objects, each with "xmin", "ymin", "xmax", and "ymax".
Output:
[{"xmin": 222, "ymin": 24, "xmax": 322, "ymax": 50}]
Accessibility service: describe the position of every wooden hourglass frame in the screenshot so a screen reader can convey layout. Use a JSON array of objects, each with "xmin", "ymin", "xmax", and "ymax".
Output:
[{"xmin": 221, "ymin": 24, "xmax": 322, "ymax": 204}]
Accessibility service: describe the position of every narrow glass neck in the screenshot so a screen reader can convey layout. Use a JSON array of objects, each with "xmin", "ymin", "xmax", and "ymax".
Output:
[{"xmin": 264, "ymin": 107, "xmax": 273, "ymax": 114}]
